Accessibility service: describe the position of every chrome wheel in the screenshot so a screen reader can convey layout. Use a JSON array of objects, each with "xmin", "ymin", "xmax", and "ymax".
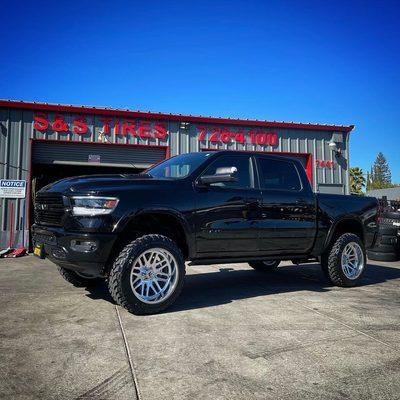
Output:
[
  {"xmin": 130, "ymin": 248, "xmax": 179, "ymax": 304},
  {"xmin": 341, "ymin": 242, "xmax": 364, "ymax": 280}
]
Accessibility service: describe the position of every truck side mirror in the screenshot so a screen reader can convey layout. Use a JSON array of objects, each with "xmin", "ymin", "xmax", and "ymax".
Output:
[{"xmin": 198, "ymin": 166, "xmax": 238, "ymax": 185}]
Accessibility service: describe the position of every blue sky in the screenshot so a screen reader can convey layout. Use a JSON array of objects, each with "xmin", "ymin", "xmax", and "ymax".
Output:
[{"xmin": 1, "ymin": 0, "xmax": 399, "ymax": 182}]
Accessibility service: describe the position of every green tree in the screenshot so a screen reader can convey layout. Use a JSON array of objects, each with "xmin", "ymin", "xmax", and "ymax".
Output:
[
  {"xmin": 368, "ymin": 152, "xmax": 393, "ymax": 190},
  {"xmin": 350, "ymin": 167, "xmax": 366, "ymax": 195}
]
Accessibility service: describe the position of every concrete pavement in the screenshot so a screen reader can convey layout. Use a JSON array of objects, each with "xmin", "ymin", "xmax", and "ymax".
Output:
[{"xmin": 0, "ymin": 256, "xmax": 399, "ymax": 399}]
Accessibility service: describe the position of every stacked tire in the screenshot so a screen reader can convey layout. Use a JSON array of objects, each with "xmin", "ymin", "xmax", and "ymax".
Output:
[{"xmin": 367, "ymin": 212, "xmax": 400, "ymax": 262}]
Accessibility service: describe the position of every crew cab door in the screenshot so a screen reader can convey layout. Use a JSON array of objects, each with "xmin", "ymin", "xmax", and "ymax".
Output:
[
  {"xmin": 255, "ymin": 156, "xmax": 317, "ymax": 254},
  {"xmin": 194, "ymin": 154, "xmax": 261, "ymax": 257}
]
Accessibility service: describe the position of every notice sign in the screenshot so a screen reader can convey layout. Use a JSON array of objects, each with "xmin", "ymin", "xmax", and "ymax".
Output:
[{"xmin": 0, "ymin": 179, "xmax": 27, "ymax": 198}]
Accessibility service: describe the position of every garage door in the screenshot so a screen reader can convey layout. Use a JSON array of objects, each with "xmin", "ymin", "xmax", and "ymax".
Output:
[{"xmin": 32, "ymin": 141, "xmax": 168, "ymax": 169}]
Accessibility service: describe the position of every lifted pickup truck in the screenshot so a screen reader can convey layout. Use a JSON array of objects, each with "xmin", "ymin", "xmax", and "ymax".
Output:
[{"xmin": 33, "ymin": 151, "xmax": 379, "ymax": 314}]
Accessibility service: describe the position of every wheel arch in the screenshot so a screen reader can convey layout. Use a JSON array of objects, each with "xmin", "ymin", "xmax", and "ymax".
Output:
[
  {"xmin": 104, "ymin": 209, "xmax": 193, "ymax": 275},
  {"xmin": 323, "ymin": 217, "xmax": 365, "ymax": 253}
]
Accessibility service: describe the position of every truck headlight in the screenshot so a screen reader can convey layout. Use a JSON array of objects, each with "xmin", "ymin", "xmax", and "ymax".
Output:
[{"xmin": 71, "ymin": 196, "xmax": 119, "ymax": 216}]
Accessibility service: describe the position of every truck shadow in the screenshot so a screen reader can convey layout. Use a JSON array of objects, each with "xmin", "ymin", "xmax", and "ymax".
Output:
[{"xmin": 84, "ymin": 262, "xmax": 400, "ymax": 313}]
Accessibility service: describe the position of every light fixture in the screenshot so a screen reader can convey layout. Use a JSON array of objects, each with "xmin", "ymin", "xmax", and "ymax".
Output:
[
  {"xmin": 179, "ymin": 122, "xmax": 190, "ymax": 130},
  {"xmin": 329, "ymin": 140, "xmax": 341, "ymax": 156}
]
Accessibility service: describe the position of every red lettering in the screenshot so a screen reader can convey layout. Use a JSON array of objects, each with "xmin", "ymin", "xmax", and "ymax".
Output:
[
  {"xmin": 73, "ymin": 116, "xmax": 88, "ymax": 135},
  {"xmin": 256, "ymin": 130, "xmax": 267, "ymax": 145},
  {"xmin": 235, "ymin": 130, "xmax": 245, "ymax": 144},
  {"xmin": 317, "ymin": 160, "xmax": 335, "ymax": 168},
  {"xmin": 210, "ymin": 127, "xmax": 220, "ymax": 143},
  {"xmin": 220, "ymin": 129, "xmax": 233, "ymax": 143},
  {"xmin": 121, "ymin": 120, "xmax": 135, "ymax": 137},
  {"xmin": 197, "ymin": 126, "xmax": 207, "ymax": 141},
  {"xmin": 100, "ymin": 118, "xmax": 113, "ymax": 135},
  {"xmin": 267, "ymin": 131, "xmax": 278, "ymax": 146},
  {"xmin": 33, "ymin": 113, "xmax": 49, "ymax": 131},
  {"xmin": 137, "ymin": 122, "xmax": 151, "ymax": 138},
  {"xmin": 196, "ymin": 125, "xmax": 279, "ymax": 147},
  {"xmin": 52, "ymin": 115, "xmax": 69, "ymax": 132},
  {"xmin": 154, "ymin": 123, "xmax": 167, "ymax": 139}
]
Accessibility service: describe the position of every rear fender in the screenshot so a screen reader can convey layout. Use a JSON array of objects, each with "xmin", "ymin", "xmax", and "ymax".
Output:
[{"xmin": 323, "ymin": 216, "xmax": 365, "ymax": 253}]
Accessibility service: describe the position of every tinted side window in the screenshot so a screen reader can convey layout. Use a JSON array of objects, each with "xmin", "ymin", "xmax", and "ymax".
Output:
[
  {"xmin": 202, "ymin": 155, "xmax": 253, "ymax": 189},
  {"xmin": 258, "ymin": 158, "xmax": 301, "ymax": 191}
]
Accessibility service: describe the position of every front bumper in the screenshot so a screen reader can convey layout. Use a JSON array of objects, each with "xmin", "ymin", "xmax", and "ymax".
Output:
[{"xmin": 32, "ymin": 224, "xmax": 117, "ymax": 277}]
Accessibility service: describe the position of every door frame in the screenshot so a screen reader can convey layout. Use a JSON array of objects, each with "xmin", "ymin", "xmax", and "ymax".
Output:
[{"xmin": 200, "ymin": 148, "xmax": 313, "ymax": 185}]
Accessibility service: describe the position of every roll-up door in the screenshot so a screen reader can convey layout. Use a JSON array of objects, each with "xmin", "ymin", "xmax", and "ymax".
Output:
[{"xmin": 32, "ymin": 141, "xmax": 167, "ymax": 169}]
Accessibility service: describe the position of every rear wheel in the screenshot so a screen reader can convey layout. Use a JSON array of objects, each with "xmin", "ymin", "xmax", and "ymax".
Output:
[
  {"xmin": 108, "ymin": 234, "xmax": 186, "ymax": 315},
  {"xmin": 321, "ymin": 233, "xmax": 366, "ymax": 287},
  {"xmin": 248, "ymin": 260, "xmax": 280, "ymax": 271}
]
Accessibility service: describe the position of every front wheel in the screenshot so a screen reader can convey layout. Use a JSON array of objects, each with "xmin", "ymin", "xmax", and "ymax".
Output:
[
  {"xmin": 248, "ymin": 260, "xmax": 280, "ymax": 271},
  {"xmin": 321, "ymin": 233, "xmax": 366, "ymax": 287},
  {"xmin": 108, "ymin": 234, "xmax": 186, "ymax": 315}
]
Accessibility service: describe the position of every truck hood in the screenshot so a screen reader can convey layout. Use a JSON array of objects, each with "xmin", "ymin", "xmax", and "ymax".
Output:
[{"xmin": 40, "ymin": 173, "xmax": 172, "ymax": 194}]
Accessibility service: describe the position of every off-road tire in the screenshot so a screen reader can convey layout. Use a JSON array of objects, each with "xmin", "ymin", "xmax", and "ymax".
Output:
[
  {"xmin": 57, "ymin": 266, "xmax": 98, "ymax": 287},
  {"xmin": 108, "ymin": 234, "xmax": 186, "ymax": 315},
  {"xmin": 249, "ymin": 260, "xmax": 280, "ymax": 271},
  {"xmin": 321, "ymin": 233, "xmax": 366, "ymax": 287}
]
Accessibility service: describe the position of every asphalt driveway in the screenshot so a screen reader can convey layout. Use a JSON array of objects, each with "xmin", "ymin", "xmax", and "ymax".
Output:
[{"xmin": 0, "ymin": 256, "xmax": 399, "ymax": 399}]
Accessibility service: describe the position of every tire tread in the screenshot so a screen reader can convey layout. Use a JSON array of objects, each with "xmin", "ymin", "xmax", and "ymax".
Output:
[
  {"xmin": 322, "ymin": 233, "xmax": 366, "ymax": 287},
  {"xmin": 108, "ymin": 234, "xmax": 185, "ymax": 315}
]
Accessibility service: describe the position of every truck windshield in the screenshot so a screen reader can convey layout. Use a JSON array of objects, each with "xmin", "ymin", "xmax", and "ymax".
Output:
[{"xmin": 146, "ymin": 152, "xmax": 211, "ymax": 179}]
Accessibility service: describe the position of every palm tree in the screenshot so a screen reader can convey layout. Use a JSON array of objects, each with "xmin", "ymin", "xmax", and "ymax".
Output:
[{"xmin": 350, "ymin": 167, "xmax": 366, "ymax": 195}]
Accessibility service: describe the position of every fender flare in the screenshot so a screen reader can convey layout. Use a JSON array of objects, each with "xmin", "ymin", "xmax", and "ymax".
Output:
[
  {"xmin": 323, "ymin": 216, "xmax": 365, "ymax": 252},
  {"xmin": 115, "ymin": 207, "xmax": 195, "ymax": 257}
]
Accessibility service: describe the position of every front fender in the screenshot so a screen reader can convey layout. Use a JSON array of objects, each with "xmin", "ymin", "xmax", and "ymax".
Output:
[{"xmin": 114, "ymin": 207, "xmax": 195, "ymax": 258}]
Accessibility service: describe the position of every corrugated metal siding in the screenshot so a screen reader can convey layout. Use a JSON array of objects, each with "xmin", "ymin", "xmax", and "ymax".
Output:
[
  {"xmin": 0, "ymin": 105, "xmax": 350, "ymax": 249},
  {"xmin": 32, "ymin": 141, "xmax": 166, "ymax": 167},
  {"xmin": 1, "ymin": 108, "xmax": 32, "ymax": 248}
]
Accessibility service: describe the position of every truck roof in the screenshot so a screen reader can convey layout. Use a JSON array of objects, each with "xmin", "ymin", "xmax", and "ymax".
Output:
[{"xmin": 206, "ymin": 150, "xmax": 303, "ymax": 162}]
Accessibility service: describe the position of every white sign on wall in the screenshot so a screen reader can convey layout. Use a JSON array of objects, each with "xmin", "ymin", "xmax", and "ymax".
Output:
[{"xmin": 0, "ymin": 179, "xmax": 27, "ymax": 198}]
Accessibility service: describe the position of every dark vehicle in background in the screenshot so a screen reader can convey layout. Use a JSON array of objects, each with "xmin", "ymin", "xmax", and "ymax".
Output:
[
  {"xmin": 368, "ymin": 199, "xmax": 400, "ymax": 262},
  {"xmin": 32, "ymin": 151, "xmax": 379, "ymax": 315}
]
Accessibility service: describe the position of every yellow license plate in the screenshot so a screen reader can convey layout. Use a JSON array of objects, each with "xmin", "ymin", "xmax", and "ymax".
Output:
[{"xmin": 34, "ymin": 245, "xmax": 42, "ymax": 257}]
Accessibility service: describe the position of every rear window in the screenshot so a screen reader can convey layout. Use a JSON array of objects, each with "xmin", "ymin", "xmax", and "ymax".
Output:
[{"xmin": 257, "ymin": 158, "xmax": 302, "ymax": 191}]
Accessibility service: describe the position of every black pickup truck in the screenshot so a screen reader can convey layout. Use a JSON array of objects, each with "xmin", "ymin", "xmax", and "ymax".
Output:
[{"xmin": 33, "ymin": 151, "xmax": 379, "ymax": 314}]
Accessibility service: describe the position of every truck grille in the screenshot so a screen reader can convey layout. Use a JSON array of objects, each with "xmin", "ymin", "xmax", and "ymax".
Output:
[
  {"xmin": 34, "ymin": 193, "xmax": 65, "ymax": 226},
  {"xmin": 379, "ymin": 218, "xmax": 400, "ymax": 229}
]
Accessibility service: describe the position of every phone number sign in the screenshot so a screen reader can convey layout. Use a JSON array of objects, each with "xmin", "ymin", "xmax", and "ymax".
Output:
[
  {"xmin": 0, "ymin": 180, "xmax": 27, "ymax": 198},
  {"xmin": 197, "ymin": 126, "xmax": 278, "ymax": 146}
]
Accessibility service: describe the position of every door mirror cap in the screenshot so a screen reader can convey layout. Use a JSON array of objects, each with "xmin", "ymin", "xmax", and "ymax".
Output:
[{"xmin": 198, "ymin": 166, "xmax": 238, "ymax": 185}]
